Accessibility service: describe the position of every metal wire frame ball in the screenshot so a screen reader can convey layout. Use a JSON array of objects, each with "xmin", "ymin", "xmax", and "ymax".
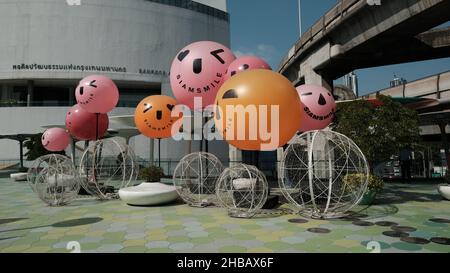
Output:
[
  {"xmin": 216, "ymin": 164, "xmax": 269, "ymax": 218},
  {"xmin": 79, "ymin": 138, "xmax": 139, "ymax": 200},
  {"xmin": 173, "ymin": 152, "xmax": 224, "ymax": 207},
  {"xmin": 279, "ymin": 130, "xmax": 369, "ymax": 219},
  {"xmin": 27, "ymin": 154, "xmax": 80, "ymax": 206}
]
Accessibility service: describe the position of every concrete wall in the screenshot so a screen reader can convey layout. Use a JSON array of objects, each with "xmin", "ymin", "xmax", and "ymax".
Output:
[
  {"xmin": 0, "ymin": 0, "xmax": 231, "ymax": 163},
  {"xmin": 0, "ymin": 0, "xmax": 230, "ymax": 85}
]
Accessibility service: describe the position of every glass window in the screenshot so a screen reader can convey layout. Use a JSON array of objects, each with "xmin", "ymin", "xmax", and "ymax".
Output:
[{"xmin": 33, "ymin": 86, "xmax": 70, "ymax": 106}]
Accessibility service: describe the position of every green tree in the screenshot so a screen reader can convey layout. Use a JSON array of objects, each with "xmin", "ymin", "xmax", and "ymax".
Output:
[
  {"xmin": 333, "ymin": 95, "xmax": 421, "ymax": 172},
  {"xmin": 24, "ymin": 133, "xmax": 66, "ymax": 161}
]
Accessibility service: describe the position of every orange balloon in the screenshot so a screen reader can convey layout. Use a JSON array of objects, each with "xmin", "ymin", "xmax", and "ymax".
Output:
[
  {"xmin": 135, "ymin": 95, "xmax": 182, "ymax": 139},
  {"xmin": 214, "ymin": 69, "xmax": 302, "ymax": 151}
]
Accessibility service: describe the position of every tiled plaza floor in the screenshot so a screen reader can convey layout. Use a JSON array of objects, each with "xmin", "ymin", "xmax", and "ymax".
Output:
[{"xmin": 0, "ymin": 178, "xmax": 449, "ymax": 253}]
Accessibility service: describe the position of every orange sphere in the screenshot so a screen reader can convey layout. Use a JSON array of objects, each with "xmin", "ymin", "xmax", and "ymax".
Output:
[
  {"xmin": 135, "ymin": 95, "xmax": 182, "ymax": 139},
  {"xmin": 214, "ymin": 69, "xmax": 302, "ymax": 151}
]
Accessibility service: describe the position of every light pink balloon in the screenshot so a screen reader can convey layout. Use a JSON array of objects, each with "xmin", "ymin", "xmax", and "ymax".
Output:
[
  {"xmin": 170, "ymin": 41, "xmax": 236, "ymax": 111},
  {"xmin": 41, "ymin": 128, "xmax": 71, "ymax": 152},
  {"xmin": 224, "ymin": 56, "xmax": 271, "ymax": 81},
  {"xmin": 296, "ymin": 84, "xmax": 336, "ymax": 132},
  {"xmin": 75, "ymin": 75, "xmax": 119, "ymax": 113}
]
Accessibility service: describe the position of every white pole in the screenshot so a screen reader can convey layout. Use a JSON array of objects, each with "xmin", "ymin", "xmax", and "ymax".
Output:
[{"xmin": 298, "ymin": 0, "xmax": 302, "ymax": 37}]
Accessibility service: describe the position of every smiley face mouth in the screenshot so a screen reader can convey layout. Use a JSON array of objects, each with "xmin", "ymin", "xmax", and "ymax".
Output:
[
  {"xmin": 144, "ymin": 119, "xmax": 175, "ymax": 131},
  {"xmin": 78, "ymin": 93, "xmax": 95, "ymax": 105},
  {"xmin": 304, "ymin": 106, "xmax": 334, "ymax": 121}
]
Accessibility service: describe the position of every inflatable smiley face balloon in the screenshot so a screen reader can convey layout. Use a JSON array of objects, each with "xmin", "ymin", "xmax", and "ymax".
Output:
[
  {"xmin": 41, "ymin": 128, "xmax": 71, "ymax": 152},
  {"xmin": 214, "ymin": 69, "xmax": 302, "ymax": 151},
  {"xmin": 65, "ymin": 104, "xmax": 109, "ymax": 141},
  {"xmin": 296, "ymin": 85, "xmax": 336, "ymax": 132},
  {"xmin": 224, "ymin": 56, "xmax": 271, "ymax": 81},
  {"xmin": 75, "ymin": 75, "xmax": 119, "ymax": 114},
  {"xmin": 170, "ymin": 41, "xmax": 236, "ymax": 111},
  {"xmin": 135, "ymin": 95, "xmax": 182, "ymax": 139}
]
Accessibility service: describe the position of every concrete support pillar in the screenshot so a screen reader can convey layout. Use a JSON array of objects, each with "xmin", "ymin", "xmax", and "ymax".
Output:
[
  {"xmin": 160, "ymin": 76, "xmax": 171, "ymax": 96},
  {"xmin": 303, "ymin": 70, "xmax": 333, "ymax": 92},
  {"xmin": 439, "ymin": 122, "xmax": 450, "ymax": 171},
  {"xmin": 27, "ymin": 80, "xmax": 34, "ymax": 107},
  {"xmin": 1, "ymin": 84, "xmax": 8, "ymax": 100},
  {"xmin": 229, "ymin": 145, "xmax": 242, "ymax": 168},
  {"xmin": 276, "ymin": 147, "xmax": 284, "ymax": 180},
  {"xmin": 69, "ymin": 86, "xmax": 75, "ymax": 105}
]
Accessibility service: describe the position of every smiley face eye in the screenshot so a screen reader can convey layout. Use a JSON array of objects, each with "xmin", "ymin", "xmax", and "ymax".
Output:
[
  {"xmin": 301, "ymin": 92, "xmax": 312, "ymax": 96},
  {"xmin": 210, "ymin": 49, "xmax": 225, "ymax": 64},
  {"xmin": 231, "ymin": 71, "xmax": 237, "ymax": 76},
  {"xmin": 222, "ymin": 89, "xmax": 238, "ymax": 99},
  {"xmin": 143, "ymin": 103, "xmax": 152, "ymax": 113},
  {"xmin": 177, "ymin": 50, "xmax": 190, "ymax": 62},
  {"xmin": 193, "ymin": 58, "xmax": 202, "ymax": 74},
  {"xmin": 167, "ymin": 104, "xmax": 175, "ymax": 111},
  {"xmin": 89, "ymin": 80, "xmax": 97, "ymax": 88},
  {"xmin": 79, "ymin": 86, "xmax": 84, "ymax": 95},
  {"xmin": 242, "ymin": 64, "xmax": 249, "ymax": 70},
  {"xmin": 327, "ymin": 92, "xmax": 332, "ymax": 97}
]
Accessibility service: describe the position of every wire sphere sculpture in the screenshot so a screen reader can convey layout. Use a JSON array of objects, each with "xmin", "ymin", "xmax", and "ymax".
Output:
[
  {"xmin": 27, "ymin": 154, "xmax": 80, "ymax": 206},
  {"xmin": 216, "ymin": 164, "xmax": 268, "ymax": 218},
  {"xmin": 279, "ymin": 130, "xmax": 369, "ymax": 219},
  {"xmin": 79, "ymin": 139, "xmax": 139, "ymax": 200},
  {"xmin": 173, "ymin": 152, "xmax": 224, "ymax": 207}
]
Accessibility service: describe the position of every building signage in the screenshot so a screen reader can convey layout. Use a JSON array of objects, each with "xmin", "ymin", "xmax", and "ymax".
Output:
[{"xmin": 11, "ymin": 64, "xmax": 169, "ymax": 76}]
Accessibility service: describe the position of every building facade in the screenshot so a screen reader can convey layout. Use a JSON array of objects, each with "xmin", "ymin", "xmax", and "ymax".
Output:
[{"xmin": 0, "ymin": 0, "xmax": 231, "ymax": 167}]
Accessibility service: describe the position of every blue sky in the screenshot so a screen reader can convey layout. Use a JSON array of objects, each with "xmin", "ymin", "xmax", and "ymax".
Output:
[{"xmin": 226, "ymin": 0, "xmax": 450, "ymax": 95}]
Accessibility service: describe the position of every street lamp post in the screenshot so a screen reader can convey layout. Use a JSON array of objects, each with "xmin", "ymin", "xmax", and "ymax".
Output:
[{"xmin": 298, "ymin": 0, "xmax": 302, "ymax": 36}]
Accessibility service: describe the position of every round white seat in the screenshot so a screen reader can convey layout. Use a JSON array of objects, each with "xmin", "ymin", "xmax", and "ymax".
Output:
[
  {"xmin": 119, "ymin": 182, "xmax": 178, "ymax": 206},
  {"xmin": 10, "ymin": 173, "xmax": 28, "ymax": 182},
  {"xmin": 438, "ymin": 184, "xmax": 450, "ymax": 201}
]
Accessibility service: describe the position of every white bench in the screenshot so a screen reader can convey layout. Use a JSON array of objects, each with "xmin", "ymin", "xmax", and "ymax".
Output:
[
  {"xmin": 119, "ymin": 182, "xmax": 178, "ymax": 206},
  {"xmin": 438, "ymin": 184, "xmax": 450, "ymax": 201},
  {"xmin": 10, "ymin": 173, "xmax": 28, "ymax": 182}
]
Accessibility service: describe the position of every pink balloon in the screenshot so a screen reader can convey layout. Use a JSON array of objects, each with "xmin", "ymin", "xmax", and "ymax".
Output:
[
  {"xmin": 224, "ymin": 56, "xmax": 271, "ymax": 81},
  {"xmin": 75, "ymin": 75, "xmax": 119, "ymax": 113},
  {"xmin": 170, "ymin": 41, "xmax": 236, "ymax": 111},
  {"xmin": 297, "ymin": 84, "xmax": 336, "ymax": 132},
  {"xmin": 65, "ymin": 104, "xmax": 109, "ymax": 141},
  {"xmin": 41, "ymin": 128, "xmax": 70, "ymax": 152}
]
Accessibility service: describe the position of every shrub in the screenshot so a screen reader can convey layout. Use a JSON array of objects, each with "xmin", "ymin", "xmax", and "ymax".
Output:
[
  {"xmin": 138, "ymin": 165, "xmax": 165, "ymax": 182},
  {"xmin": 343, "ymin": 173, "xmax": 384, "ymax": 193}
]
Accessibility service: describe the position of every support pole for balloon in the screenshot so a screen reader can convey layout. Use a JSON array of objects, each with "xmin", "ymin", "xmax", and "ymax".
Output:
[
  {"xmin": 158, "ymin": 138, "xmax": 161, "ymax": 168},
  {"xmin": 70, "ymin": 137, "xmax": 76, "ymax": 165},
  {"xmin": 149, "ymin": 138, "xmax": 155, "ymax": 166},
  {"xmin": 204, "ymin": 116, "xmax": 209, "ymax": 154},
  {"xmin": 93, "ymin": 113, "xmax": 100, "ymax": 184}
]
